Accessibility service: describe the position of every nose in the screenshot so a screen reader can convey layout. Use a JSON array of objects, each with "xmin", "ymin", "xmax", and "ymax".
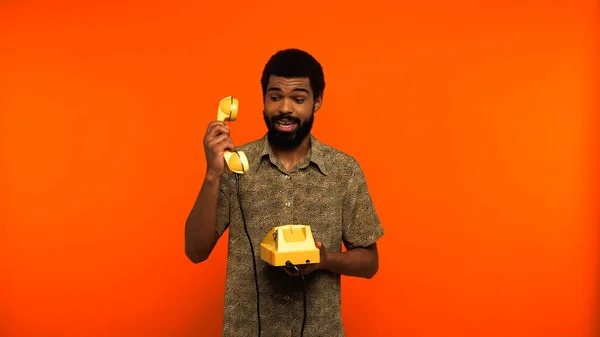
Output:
[{"xmin": 278, "ymin": 97, "xmax": 293, "ymax": 114}]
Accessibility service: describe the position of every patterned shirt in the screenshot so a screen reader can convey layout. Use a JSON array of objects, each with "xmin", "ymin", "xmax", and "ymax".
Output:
[{"xmin": 215, "ymin": 133, "xmax": 384, "ymax": 337}]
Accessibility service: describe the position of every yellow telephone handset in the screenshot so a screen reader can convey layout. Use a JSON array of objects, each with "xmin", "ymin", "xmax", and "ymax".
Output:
[{"xmin": 217, "ymin": 96, "xmax": 249, "ymax": 174}]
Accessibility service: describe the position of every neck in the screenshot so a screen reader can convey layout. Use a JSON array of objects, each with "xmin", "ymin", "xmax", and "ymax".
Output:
[{"xmin": 271, "ymin": 135, "xmax": 311, "ymax": 172}]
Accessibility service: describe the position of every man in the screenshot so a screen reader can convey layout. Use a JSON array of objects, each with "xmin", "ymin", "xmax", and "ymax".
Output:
[{"xmin": 185, "ymin": 48, "xmax": 384, "ymax": 337}]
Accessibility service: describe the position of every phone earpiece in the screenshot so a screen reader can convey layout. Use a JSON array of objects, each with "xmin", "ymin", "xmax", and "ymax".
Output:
[
  {"xmin": 217, "ymin": 96, "xmax": 249, "ymax": 175},
  {"xmin": 217, "ymin": 95, "xmax": 239, "ymax": 122}
]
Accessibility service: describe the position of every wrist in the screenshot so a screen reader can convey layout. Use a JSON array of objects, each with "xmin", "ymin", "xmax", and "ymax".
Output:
[
  {"xmin": 205, "ymin": 170, "xmax": 222, "ymax": 183},
  {"xmin": 318, "ymin": 252, "xmax": 334, "ymax": 272}
]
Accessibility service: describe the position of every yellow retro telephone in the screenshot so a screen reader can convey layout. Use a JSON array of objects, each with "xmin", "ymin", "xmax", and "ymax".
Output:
[
  {"xmin": 260, "ymin": 224, "xmax": 320, "ymax": 267},
  {"xmin": 217, "ymin": 96, "xmax": 249, "ymax": 174}
]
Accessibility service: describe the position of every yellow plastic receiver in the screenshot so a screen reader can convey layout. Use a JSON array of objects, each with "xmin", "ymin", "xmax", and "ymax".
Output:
[
  {"xmin": 217, "ymin": 96, "xmax": 249, "ymax": 174},
  {"xmin": 260, "ymin": 225, "xmax": 320, "ymax": 267}
]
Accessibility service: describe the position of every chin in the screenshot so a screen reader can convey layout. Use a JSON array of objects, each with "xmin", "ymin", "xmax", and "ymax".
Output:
[{"xmin": 268, "ymin": 130, "xmax": 305, "ymax": 149}]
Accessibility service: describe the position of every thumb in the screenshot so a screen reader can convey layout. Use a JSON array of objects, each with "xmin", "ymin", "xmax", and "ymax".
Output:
[{"xmin": 316, "ymin": 241, "xmax": 326, "ymax": 250}]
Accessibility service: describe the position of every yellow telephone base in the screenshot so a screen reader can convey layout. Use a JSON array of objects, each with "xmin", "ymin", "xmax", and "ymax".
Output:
[{"xmin": 260, "ymin": 225, "xmax": 320, "ymax": 267}]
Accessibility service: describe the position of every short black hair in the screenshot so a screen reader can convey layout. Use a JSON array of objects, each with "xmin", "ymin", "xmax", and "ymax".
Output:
[{"xmin": 260, "ymin": 48, "xmax": 325, "ymax": 100}]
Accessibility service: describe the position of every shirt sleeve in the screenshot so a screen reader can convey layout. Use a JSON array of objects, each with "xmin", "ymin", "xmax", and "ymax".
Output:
[
  {"xmin": 215, "ymin": 170, "xmax": 232, "ymax": 237},
  {"xmin": 342, "ymin": 159, "xmax": 384, "ymax": 250}
]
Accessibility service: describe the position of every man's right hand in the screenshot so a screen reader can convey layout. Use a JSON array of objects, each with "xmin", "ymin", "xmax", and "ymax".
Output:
[{"xmin": 203, "ymin": 121, "xmax": 235, "ymax": 181}]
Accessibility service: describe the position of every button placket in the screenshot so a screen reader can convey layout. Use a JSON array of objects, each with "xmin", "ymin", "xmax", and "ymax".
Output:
[
  {"xmin": 280, "ymin": 171, "xmax": 294, "ymax": 222},
  {"xmin": 284, "ymin": 172, "xmax": 292, "ymax": 208}
]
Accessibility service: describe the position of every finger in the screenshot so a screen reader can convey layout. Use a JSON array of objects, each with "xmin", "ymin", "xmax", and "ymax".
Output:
[
  {"xmin": 207, "ymin": 120, "xmax": 228, "ymax": 129},
  {"xmin": 210, "ymin": 137, "xmax": 235, "ymax": 154},
  {"xmin": 212, "ymin": 125, "xmax": 230, "ymax": 137},
  {"xmin": 205, "ymin": 124, "xmax": 230, "ymax": 141},
  {"xmin": 206, "ymin": 134, "xmax": 232, "ymax": 150},
  {"xmin": 205, "ymin": 122, "xmax": 229, "ymax": 138},
  {"xmin": 205, "ymin": 121, "xmax": 223, "ymax": 135},
  {"xmin": 213, "ymin": 139, "xmax": 235, "ymax": 153}
]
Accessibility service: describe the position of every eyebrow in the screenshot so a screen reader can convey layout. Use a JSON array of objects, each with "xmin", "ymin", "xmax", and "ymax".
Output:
[{"xmin": 267, "ymin": 87, "xmax": 310, "ymax": 94}]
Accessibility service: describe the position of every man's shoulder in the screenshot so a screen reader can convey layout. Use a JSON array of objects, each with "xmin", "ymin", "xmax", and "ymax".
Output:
[
  {"xmin": 313, "ymin": 138, "xmax": 362, "ymax": 174},
  {"xmin": 318, "ymin": 141, "xmax": 356, "ymax": 161}
]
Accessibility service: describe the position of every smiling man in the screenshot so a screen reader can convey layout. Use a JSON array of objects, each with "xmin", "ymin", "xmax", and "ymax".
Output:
[{"xmin": 185, "ymin": 48, "xmax": 384, "ymax": 337}]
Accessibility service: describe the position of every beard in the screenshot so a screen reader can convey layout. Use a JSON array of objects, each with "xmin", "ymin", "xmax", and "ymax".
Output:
[{"xmin": 263, "ymin": 109, "xmax": 314, "ymax": 150}]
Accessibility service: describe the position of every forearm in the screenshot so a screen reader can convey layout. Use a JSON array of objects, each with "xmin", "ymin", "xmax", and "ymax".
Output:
[
  {"xmin": 321, "ymin": 245, "xmax": 379, "ymax": 279},
  {"xmin": 184, "ymin": 173, "xmax": 221, "ymax": 263}
]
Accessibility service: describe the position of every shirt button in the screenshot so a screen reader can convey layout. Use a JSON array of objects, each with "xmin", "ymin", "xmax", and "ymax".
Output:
[
  {"xmin": 284, "ymin": 174, "xmax": 290, "ymax": 179},
  {"xmin": 285, "ymin": 201, "xmax": 291, "ymax": 207},
  {"xmin": 284, "ymin": 295, "xmax": 290, "ymax": 300}
]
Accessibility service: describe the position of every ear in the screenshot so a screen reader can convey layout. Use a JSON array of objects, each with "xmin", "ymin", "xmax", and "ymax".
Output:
[{"xmin": 313, "ymin": 95, "xmax": 323, "ymax": 113}]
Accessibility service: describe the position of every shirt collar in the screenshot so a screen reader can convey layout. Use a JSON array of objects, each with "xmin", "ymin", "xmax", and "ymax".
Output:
[{"xmin": 257, "ymin": 134, "xmax": 328, "ymax": 176}]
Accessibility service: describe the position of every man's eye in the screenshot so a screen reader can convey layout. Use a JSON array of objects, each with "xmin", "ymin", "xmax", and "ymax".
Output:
[
  {"xmin": 294, "ymin": 98, "xmax": 305, "ymax": 104},
  {"xmin": 270, "ymin": 96, "xmax": 280, "ymax": 101}
]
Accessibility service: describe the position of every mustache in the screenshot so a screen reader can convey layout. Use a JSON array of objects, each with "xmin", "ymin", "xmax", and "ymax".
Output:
[{"xmin": 270, "ymin": 114, "xmax": 301, "ymax": 124}]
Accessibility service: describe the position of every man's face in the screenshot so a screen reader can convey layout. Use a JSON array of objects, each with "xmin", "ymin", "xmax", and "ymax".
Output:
[{"xmin": 263, "ymin": 75, "xmax": 322, "ymax": 149}]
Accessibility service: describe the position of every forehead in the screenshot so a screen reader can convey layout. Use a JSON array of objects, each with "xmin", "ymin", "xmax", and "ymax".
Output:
[{"xmin": 267, "ymin": 75, "xmax": 312, "ymax": 94}]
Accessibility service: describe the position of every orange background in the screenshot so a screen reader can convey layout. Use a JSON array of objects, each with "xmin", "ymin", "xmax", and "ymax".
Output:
[{"xmin": 1, "ymin": 1, "xmax": 598, "ymax": 337}]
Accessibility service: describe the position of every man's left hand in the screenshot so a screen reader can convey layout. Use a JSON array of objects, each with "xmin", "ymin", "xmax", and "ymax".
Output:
[{"xmin": 281, "ymin": 241, "xmax": 328, "ymax": 276}]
